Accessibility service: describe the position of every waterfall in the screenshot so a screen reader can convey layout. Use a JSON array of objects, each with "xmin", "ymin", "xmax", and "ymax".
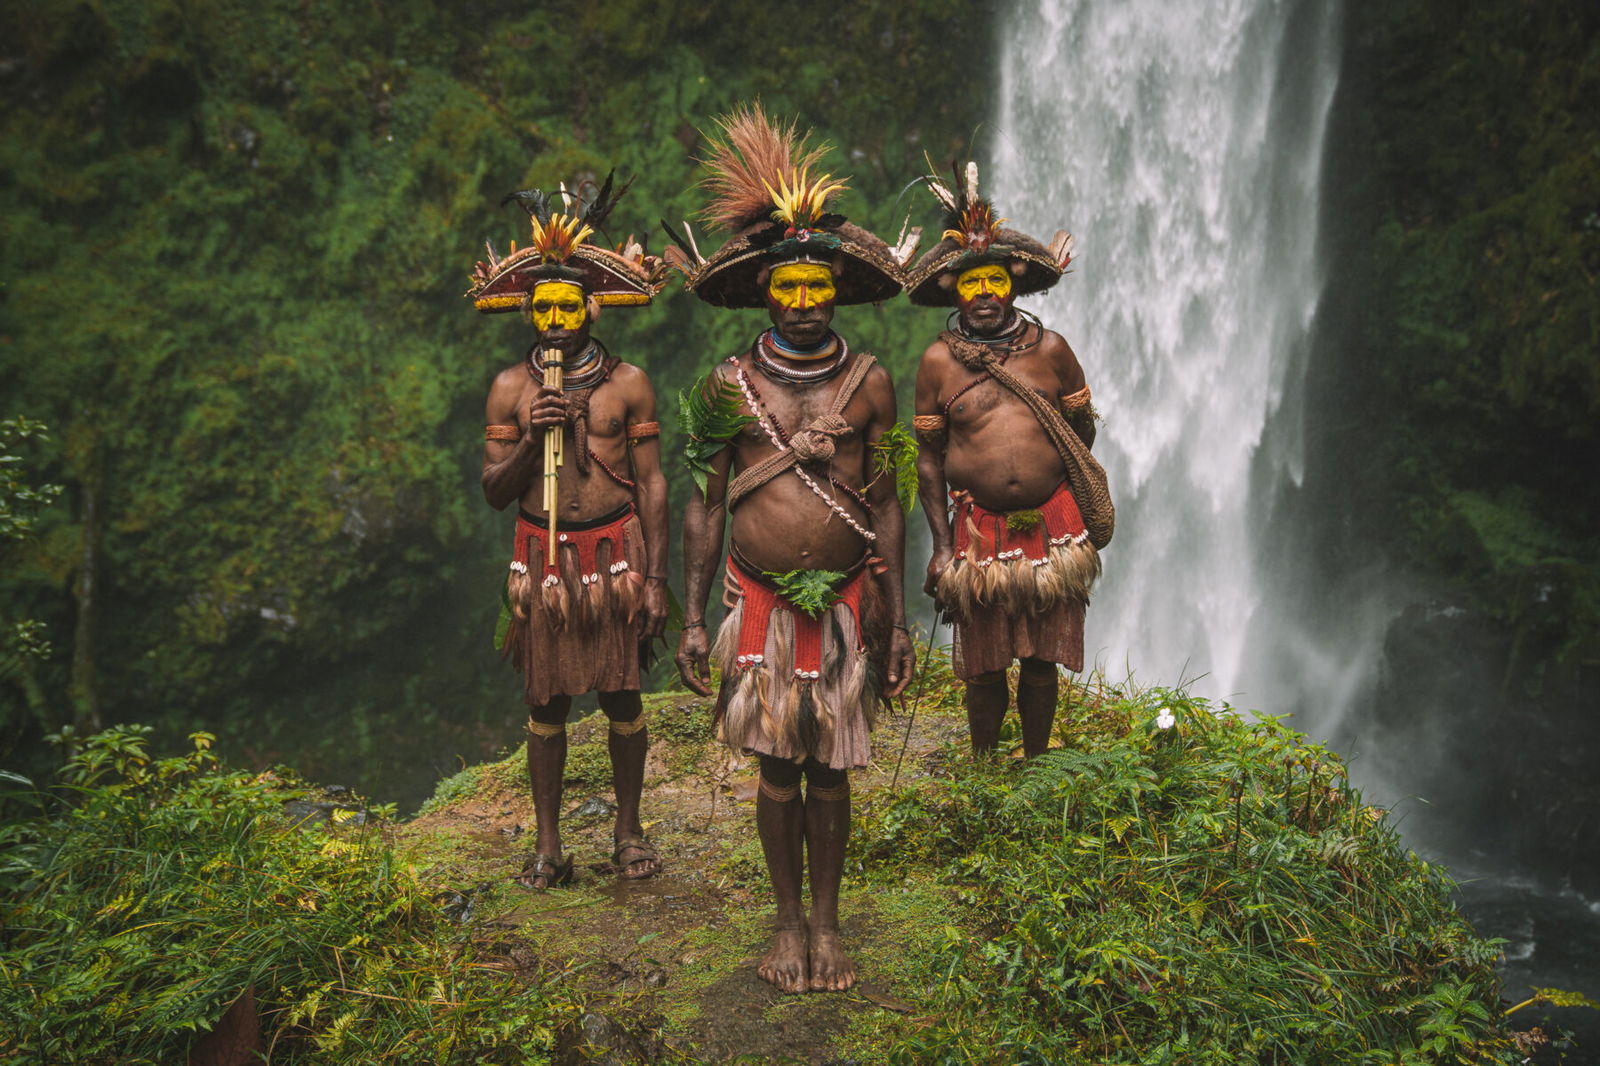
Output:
[{"xmin": 991, "ymin": 0, "xmax": 1348, "ymax": 713}]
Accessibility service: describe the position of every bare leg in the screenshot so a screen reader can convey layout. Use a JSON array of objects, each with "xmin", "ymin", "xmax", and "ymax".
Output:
[
  {"xmin": 1017, "ymin": 658, "xmax": 1059, "ymax": 758},
  {"xmin": 755, "ymin": 756, "xmax": 808, "ymax": 993},
  {"xmin": 599, "ymin": 689, "xmax": 658, "ymax": 879},
  {"xmin": 803, "ymin": 761, "xmax": 856, "ymax": 991},
  {"xmin": 518, "ymin": 696, "xmax": 571, "ymax": 888},
  {"xmin": 965, "ymin": 670, "xmax": 1009, "ymax": 754}
]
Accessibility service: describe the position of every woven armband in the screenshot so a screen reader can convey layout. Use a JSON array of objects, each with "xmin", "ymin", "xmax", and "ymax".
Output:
[
  {"xmin": 911, "ymin": 415, "xmax": 947, "ymax": 432},
  {"xmin": 626, "ymin": 421, "xmax": 660, "ymax": 441},
  {"xmin": 486, "ymin": 424, "xmax": 522, "ymax": 442},
  {"xmin": 1060, "ymin": 386, "xmax": 1095, "ymax": 417}
]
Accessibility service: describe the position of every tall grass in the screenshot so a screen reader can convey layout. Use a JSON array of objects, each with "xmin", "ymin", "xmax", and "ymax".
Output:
[
  {"xmin": 0, "ymin": 726, "xmax": 572, "ymax": 1064},
  {"xmin": 859, "ymin": 682, "xmax": 1522, "ymax": 1065}
]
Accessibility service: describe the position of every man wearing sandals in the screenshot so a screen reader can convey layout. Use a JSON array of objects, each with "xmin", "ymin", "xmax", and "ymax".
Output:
[
  {"xmin": 468, "ymin": 178, "xmax": 670, "ymax": 888},
  {"xmin": 670, "ymin": 106, "xmax": 916, "ymax": 993},
  {"xmin": 908, "ymin": 163, "xmax": 1113, "ymax": 758}
]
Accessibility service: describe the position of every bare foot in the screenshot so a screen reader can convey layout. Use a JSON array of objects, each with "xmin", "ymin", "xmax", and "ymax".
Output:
[
  {"xmin": 808, "ymin": 928, "xmax": 857, "ymax": 992},
  {"xmin": 757, "ymin": 924, "xmax": 809, "ymax": 993}
]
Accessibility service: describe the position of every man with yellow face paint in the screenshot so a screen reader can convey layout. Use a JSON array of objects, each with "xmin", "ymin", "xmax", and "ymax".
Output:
[
  {"xmin": 668, "ymin": 105, "xmax": 914, "ymax": 994},
  {"xmin": 468, "ymin": 176, "xmax": 671, "ymax": 890},
  {"xmin": 906, "ymin": 162, "xmax": 1113, "ymax": 760}
]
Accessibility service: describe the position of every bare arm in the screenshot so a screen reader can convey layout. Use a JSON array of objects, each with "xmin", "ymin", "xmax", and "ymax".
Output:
[
  {"xmin": 481, "ymin": 367, "xmax": 567, "ymax": 511},
  {"xmin": 862, "ymin": 368, "xmax": 914, "ymax": 699},
  {"xmin": 1046, "ymin": 331, "xmax": 1096, "ymax": 450},
  {"xmin": 675, "ymin": 368, "xmax": 736, "ymax": 696},
  {"xmin": 622, "ymin": 367, "xmax": 670, "ymax": 640},
  {"xmin": 913, "ymin": 343, "xmax": 955, "ymax": 597}
]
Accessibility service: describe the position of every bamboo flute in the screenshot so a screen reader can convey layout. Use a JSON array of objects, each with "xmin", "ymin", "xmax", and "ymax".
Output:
[{"xmin": 541, "ymin": 348, "xmax": 564, "ymax": 568}]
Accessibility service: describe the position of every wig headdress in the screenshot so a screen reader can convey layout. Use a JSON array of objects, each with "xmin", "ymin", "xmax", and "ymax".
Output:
[
  {"xmin": 662, "ymin": 104, "xmax": 910, "ymax": 309},
  {"xmin": 905, "ymin": 160, "xmax": 1075, "ymax": 307},
  {"xmin": 467, "ymin": 170, "xmax": 667, "ymax": 313}
]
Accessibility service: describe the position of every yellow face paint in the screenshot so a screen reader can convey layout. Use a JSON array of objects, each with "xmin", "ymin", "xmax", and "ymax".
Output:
[
  {"xmin": 529, "ymin": 281, "xmax": 587, "ymax": 331},
  {"xmin": 956, "ymin": 264, "xmax": 1013, "ymax": 303},
  {"xmin": 766, "ymin": 263, "xmax": 837, "ymax": 311}
]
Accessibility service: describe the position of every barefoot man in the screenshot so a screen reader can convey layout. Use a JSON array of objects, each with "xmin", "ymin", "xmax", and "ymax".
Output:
[
  {"xmin": 909, "ymin": 164, "xmax": 1114, "ymax": 758},
  {"xmin": 669, "ymin": 107, "xmax": 916, "ymax": 992},
  {"xmin": 468, "ymin": 176, "xmax": 670, "ymax": 888}
]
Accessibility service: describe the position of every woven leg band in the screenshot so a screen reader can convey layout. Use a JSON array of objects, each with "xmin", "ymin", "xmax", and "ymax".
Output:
[
  {"xmin": 526, "ymin": 717, "xmax": 566, "ymax": 738},
  {"xmin": 608, "ymin": 710, "xmax": 648, "ymax": 736},
  {"xmin": 968, "ymin": 672, "xmax": 1007, "ymax": 688},
  {"xmin": 806, "ymin": 780, "xmax": 851, "ymax": 802},
  {"xmin": 1018, "ymin": 668, "xmax": 1058, "ymax": 688},
  {"xmin": 758, "ymin": 777, "xmax": 802, "ymax": 803}
]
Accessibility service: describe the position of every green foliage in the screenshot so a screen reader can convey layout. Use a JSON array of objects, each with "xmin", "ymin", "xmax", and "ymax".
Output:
[
  {"xmin": 0, "ymin": 726, "xmax": 573, "ymax": 1064},
  {"xmin": 0, "ymin": 0, "xmax": 994, "ymax": 782},
  {"xmin": 1346, "ymin": 0, "xmax": 1600, "ymax": 670},
  {"xmin": 0, "ymin": 417, "xmax": 61, "ymax": 544},
  {"xmin": 856, "ymin": 684, "xmax": 1522, "ymax": 1065},
  {"xmin": 764, "ymin": 567, "xmax": 848, "ymax": 618},
  {"xmin": 872, "ymin": 421, "xmax": 920, "ymax": 515},
  {"xmin": 677, "ymin": 374, "xmax": 753, "ymax": 495}
]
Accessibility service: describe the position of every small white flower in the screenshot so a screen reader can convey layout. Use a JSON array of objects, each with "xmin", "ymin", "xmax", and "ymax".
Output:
[{"xmin": 1155, "ymin": 708, "xmax": 1177, "ymax": 731}]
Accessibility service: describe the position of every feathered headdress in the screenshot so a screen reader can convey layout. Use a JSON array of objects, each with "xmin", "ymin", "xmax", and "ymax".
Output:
[
  {"xmin": 905, "ymin": 160, "xmax": 1075, "ymax": 308},
  {"xmin": 662, "ymin": 103, "xmax": 907, "ymax": 309},
  {"xmin": 466, "ymin": 170, "xmax": 667, "ymax": 314}
]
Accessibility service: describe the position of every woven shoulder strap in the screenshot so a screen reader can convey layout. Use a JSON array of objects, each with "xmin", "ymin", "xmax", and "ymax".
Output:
[{"xmin": 726, "ymin": 352, "xmax": 877, "ymax": 513}]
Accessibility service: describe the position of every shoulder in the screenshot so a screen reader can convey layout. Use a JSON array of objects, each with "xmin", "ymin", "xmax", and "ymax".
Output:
[
  {"xmin": 486, "ymin": 363, "xmax": 529, "ymax": 408},
  {"xmin": 607, "ymin": 360, "xmax": 654, "ymax": 393},
  {"xmin": 919, "ymin": 335, "xmax": 956, "ymax": 367},
  {"xmin": 490, "ymin": 363, "xmax": 527, "ymax": 391}
]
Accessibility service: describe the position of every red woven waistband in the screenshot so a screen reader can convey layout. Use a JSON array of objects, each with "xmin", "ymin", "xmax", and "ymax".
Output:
[
  {"xmin": 952, "ymin": 481, "xmax": 1087, "ymax": 564},
  {"xmin": 726, "ymin": 557, "xmax": 867, "ymax": 678},
  {"xmin": 515, "ymin": 506, "xmax": 633, "ymax": 581}
]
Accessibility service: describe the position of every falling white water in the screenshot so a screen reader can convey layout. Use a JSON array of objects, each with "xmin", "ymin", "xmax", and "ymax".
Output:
[{"xmin": 991, "ymin": 0, "xmax": 1348, "ymax": 712}]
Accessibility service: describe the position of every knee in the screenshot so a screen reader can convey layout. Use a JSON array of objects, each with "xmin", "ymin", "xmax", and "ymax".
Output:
[
  {"xmin": 1019, "ymin": 659, "xmax": 1058, "ymax": 685},
  {"xmin": 968, "ymin": 670, "xmax": 1007, "ymax": 689},
  {"xmin": 599, "ymin": 691, "xmax": 645, "ymax": 735},
  {"xmin": 759, "ymin": 756, "xmax": 803, "ymax": 790},
  {"xmin": 528, "ymin": 698, "xmax": 569, "ymax": 736}
]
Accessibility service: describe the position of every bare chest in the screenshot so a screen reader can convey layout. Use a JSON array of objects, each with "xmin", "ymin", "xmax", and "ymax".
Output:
[
  {"xmin": 516, "ymin": 378, "xmax": 630, "ymax": 440},
  {"xmin": 943, "ymin": 358, "xmax": 1061, "ymax": 426}
]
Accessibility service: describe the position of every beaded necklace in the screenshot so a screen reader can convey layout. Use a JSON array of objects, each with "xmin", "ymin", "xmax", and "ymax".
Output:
[{"xmin": 752, "ymin": 329, "xmax": 850, "ymax": 385}]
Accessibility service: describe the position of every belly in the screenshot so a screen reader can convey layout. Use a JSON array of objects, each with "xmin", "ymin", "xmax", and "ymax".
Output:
[
  {"xmin": 730, "ymin": 472, "xmax": 872, "ymax": 573},
  {"xmin": 943, "ymin": 418, "xmax": 1068, "ymax": 512}
]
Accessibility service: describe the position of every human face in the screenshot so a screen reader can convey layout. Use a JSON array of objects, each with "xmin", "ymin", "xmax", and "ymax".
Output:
[
  {"xmin": 529, "ymin": 281, "xmax": 590, "ymax": 353},
  {"xmin": 765, "ymin": 262, "xmax": 836, "ymax": 350},
  {"xmin": 955, "ymin": 264, "xmax": 1015, "ymax": 336}
]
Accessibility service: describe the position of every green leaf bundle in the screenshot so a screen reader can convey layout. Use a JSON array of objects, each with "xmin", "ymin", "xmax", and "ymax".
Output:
[
  {"xmin": 872, "ymin": 421, "xmax": 919, "ymax": 515},
  {"xmin": 677, "ymin": 375, "xmax": 753, "ymax": 495}
]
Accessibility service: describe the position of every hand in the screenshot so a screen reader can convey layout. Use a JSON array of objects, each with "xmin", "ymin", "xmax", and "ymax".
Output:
[
  {"xmin": 638, "ymin": 581, "xmax": 668, "ymax": 641},
  {"xmin": 924, "ymin": 546, "xmax": 954, "ymax": 598},
  {"xmin": 675, "ymin": 626, "xmax": 713, "ymax": 697},
  {"xmin": 883, "ymin": 626, "xmax": 916, "ymax": 700},
  {"xmin": 528, "ymin": 386, "xmax": 567, "ymax": 430}
]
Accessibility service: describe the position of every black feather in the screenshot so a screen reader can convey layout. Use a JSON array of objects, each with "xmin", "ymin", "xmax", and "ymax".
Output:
[
  {"xmin": 660, "ymin": 218, "xmax": 696, "ymax": 258},
  {"xmin": 500, "ymin": 189, "xmax": 552, "ymax": 224},
  {"xmin": 581, "ymin": 169, "xmax": 635, "ymax": 235}
]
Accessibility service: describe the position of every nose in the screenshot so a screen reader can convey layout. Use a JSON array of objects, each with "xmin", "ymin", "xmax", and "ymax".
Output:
[{"xmin": 795, "ymin": 283, "xmax": 812, "ymax": 310}]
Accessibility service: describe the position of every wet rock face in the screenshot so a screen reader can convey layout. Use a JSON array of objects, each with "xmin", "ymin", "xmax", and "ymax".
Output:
[{"xmin": 1343, "ymin": 602, "xmax": 1600, "ymax": 895}]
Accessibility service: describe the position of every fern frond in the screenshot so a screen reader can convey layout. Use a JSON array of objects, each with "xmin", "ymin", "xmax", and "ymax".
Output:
[
  {"xmin": 677, "ymin": 375, "xmax": 752, "ymax": 494},
  {"xmin": 764, "ymin": 568, "xmax": 848, "ymax": 617},
  {"xmin": 872, "ymin": 422, "xmax": 919, "ymax": 515}
]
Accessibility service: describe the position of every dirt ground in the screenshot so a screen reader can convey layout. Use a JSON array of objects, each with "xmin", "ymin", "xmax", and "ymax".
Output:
[{"xmin": 402, "ymin": 687, "xmax": 982, "ymax": 1066}]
